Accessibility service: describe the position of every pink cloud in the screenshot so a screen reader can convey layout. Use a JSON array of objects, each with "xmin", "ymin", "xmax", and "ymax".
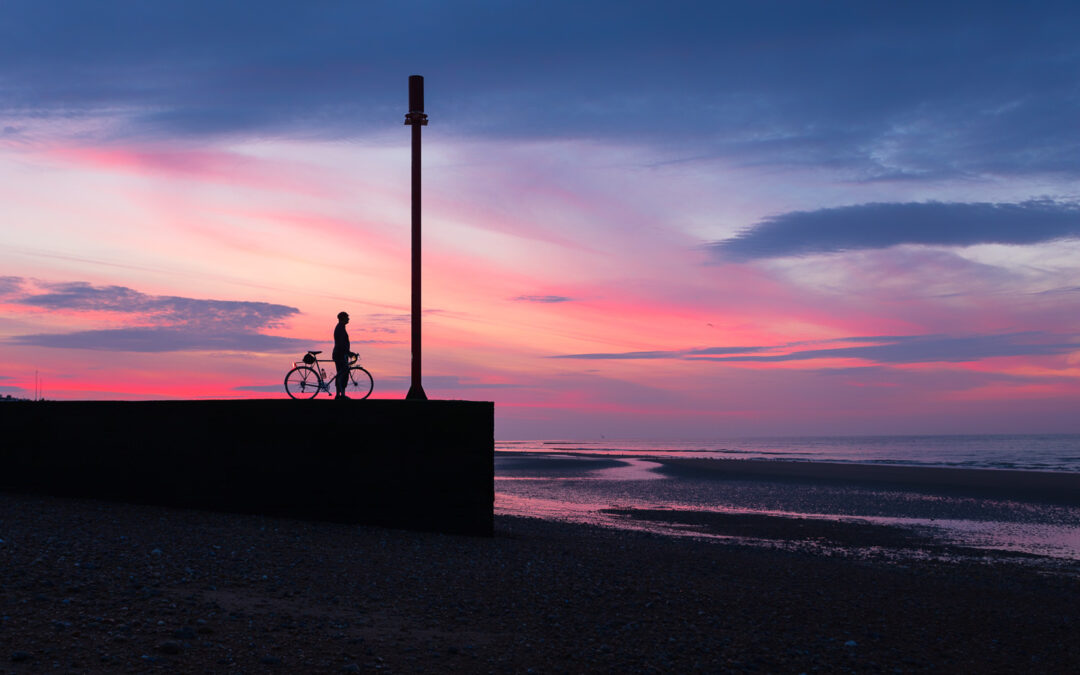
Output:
[{"xmin": 44, "ymin": 145, "xmax": 339, "ymax": 198}]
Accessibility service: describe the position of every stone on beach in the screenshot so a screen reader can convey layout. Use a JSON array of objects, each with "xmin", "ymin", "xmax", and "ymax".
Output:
[{"xmin": 0, "ymin": 492, "xmax": 1077, "ymax": 672}]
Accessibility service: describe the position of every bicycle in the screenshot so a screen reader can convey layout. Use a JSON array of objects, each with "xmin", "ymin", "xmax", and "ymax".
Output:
[{"xmin": 284, "ymin": 351, "xmax": 374, "ymax": 400}]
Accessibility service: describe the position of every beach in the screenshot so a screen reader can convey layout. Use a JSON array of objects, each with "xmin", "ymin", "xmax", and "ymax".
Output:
[
  {"xmin": 496, "ymin": 449, "xmax": 1080, "ymax": 562},
  {"xmin": 655, "ymin": 457, "xmax": 1080, "ymax": 506},
  {"xmin": 2, "ymin": 486, "xmax": 1079, "ymax": 673}
]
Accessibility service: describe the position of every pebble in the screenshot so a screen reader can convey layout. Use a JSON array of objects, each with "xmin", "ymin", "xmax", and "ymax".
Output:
[
  {"xmin": 1, "ymin": 495, "xmax": 1077, "ymax": 673},
  {"xmin": 156, "ymin": 641, "xmax": 182, "ymax": 655},
  {"xmin": 174, "ymin": 626, "xmax": 197, "ymax": 639}
]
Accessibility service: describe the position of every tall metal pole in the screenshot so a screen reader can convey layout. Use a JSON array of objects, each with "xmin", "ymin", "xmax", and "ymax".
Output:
[{"xmin": 405, "ymin": 75, "xmax": 428, "ymax": 400}]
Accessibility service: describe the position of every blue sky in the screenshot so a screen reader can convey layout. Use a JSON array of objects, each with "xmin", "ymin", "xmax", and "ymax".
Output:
[{"xmin": 5, "ymin": 1, "xmax": 1077, "ymax": 172}]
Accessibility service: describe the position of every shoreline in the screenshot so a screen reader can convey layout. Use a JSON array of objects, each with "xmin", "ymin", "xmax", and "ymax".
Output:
[
  {"xmin": 494, "ymin": 452, "xmax": 1080, "ymax": 562},
  {"xmin": 651, "ymin": 457, "xmax": 1080, "ymax": 506},
  {"xmin": 495, "ymin": 448, "xmax": 1080, "ymax": 475}
]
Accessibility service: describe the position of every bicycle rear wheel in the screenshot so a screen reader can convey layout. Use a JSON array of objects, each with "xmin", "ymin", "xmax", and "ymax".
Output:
[
  {"xmin": 347, "ymin": 366, "xmax": 374, "ymax": 399},
  {"xmin": 284, "ymin": 366, "xmax": 321, "ymax": 399}
]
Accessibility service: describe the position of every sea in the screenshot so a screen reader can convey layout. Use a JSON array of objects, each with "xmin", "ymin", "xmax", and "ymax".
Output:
[
  {"xmin": 494, "ymin": 435, "xmax": 1080, "ymax": 566},
  {"xmin": 497, "ymin": 435, "xmax": 1080, "ymax": 472}
]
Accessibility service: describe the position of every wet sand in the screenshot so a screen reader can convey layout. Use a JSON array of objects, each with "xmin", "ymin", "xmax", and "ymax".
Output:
[
  {"xmin": 2, "ymin": 492, "xmax": 1079, "ymax": 672},
  {"xmin": 657, "ymin": 458, "xmax": 1080, "ymax": 506},
  {"xmin": 602, "ymin": 508, "xmax": 951, "ymax": 549}
]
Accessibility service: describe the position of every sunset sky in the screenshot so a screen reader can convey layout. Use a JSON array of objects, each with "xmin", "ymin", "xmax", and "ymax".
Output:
[{"xmin": 2, "ymin": 1, "xmax": 1079, "ymax": 438}]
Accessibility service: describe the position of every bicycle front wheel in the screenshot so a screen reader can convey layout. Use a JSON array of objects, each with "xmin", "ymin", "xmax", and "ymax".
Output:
[
  {"xmin": 284, "ymin": 366, "xmax": 321, "ymax": 399},
  {"xmin": 347, "ymin": 366, "xmax": 374, "ymax": 399}
]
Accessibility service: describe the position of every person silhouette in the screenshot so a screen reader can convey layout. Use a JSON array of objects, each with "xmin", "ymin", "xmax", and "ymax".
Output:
[{"xmin": 333, "ymin": 311, "xmax": 353, "ymax": 399}]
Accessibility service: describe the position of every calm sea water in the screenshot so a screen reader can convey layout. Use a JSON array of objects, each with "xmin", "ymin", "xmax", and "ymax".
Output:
[
  {"xmin": 497, "ymin": 434, "xmax": 1080, "ymax": 472},
  {"xmin": 494, "ymin": 435, "xmax": 1080, "ymax": 564}
]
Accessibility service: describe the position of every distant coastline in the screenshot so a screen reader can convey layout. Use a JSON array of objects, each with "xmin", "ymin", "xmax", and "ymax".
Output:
[{"xmin": 496, "ymin": 434, "xmax": 1080, "ymax": 473}]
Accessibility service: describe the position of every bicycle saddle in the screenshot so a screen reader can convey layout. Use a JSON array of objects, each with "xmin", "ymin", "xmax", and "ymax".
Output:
[{"xmin": 307, "ymin": 350, "xmax": 322, "ymax": 355}]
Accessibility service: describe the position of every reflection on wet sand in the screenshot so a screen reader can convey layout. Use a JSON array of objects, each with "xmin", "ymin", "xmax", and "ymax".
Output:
[{"xmin": 495, "ymin": 453, "xmax": 1080, "ymax": 567}]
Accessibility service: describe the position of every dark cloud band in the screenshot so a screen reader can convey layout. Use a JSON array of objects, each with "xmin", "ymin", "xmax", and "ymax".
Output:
[
  {"xmin": 553, "ymin": 333, "xmax": 1078, "ymax": 365},
  {"xmin": 10, "ymin": 328, "xmax": 308, "ymax": 353},
  {"xmin": 710, "ymin": 200, "xmax": 1080, "ymax": 261},
  {"xmin": 13, "ymin": 280, "xmax": 298, "ymax": 331},
  {"xmin": 3, "ymin": 277, "xmax": 306, "ymax": 353},
  {"xmin": 2, "ymin": 2, "xmax": 1079, "ymax": 179}
]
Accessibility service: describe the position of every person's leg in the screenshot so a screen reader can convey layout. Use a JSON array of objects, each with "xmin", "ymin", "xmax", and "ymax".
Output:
[{"xmin": 334, "ymin": 357, "xmax": 349, "ymax": 397}]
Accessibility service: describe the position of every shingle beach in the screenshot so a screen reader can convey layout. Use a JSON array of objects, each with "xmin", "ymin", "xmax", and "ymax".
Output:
[{"xmin": 1, "ymin": 492, "xmax": 1077, "ymax": 673}]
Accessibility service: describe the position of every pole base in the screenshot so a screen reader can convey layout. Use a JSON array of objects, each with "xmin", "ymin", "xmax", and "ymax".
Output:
[{"xmin": 406, "ymin": 385, "xmax": 428, "ymax": 400}]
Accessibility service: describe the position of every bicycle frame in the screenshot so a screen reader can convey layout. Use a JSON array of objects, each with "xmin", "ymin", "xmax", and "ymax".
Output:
[
  {"xmin": 285, "ymin": 351, "xmax": 373, "ymax": 400},
  {"xmin": 291, "ymin": 353, "xmax": 358, "ymax": 395}
]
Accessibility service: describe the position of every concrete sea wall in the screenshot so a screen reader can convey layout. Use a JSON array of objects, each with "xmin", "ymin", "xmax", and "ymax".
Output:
[{"xmin": 0, "ymin": 399, "xmax": 494, "ymax": 535}]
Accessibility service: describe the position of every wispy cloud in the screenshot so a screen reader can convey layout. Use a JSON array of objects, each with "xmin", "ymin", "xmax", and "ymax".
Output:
[
  {"xmin": 710, "ymin": 200, "xmax": 1080, "ymax": 261},
  {"xmin": 378, "ymin": 375, "xmax": 521, "ymax": 390},
  {"xmin": 233, "ymin": 375, "xmax": 520, "ymax": 395},
  {"xmin": 10, "ymin": 328, "xmax": 307, "ymax": 353},
  {"xmin": 700, "ymin": 333, "xmax": 1078, "ymax": 364},
  {"xmin": 553, "ymin": 350, "xmax": 686, "ymax": 360},
  {"xmin": 0, "ymin": 385, "xmax": 30, "ymax": 398},
  {"xmin": 552, "ymin": 333, "xmax": 1079, "ymax": 365},
  {"xmin": 14, "ymin": 280, "xmax": 298, "ymax": 331},
  {"xmin": 512, "ymin": 295, "xmax": 573, "ymax": 303},
  {"xmin": 232, "ymin": 384, "xmax": 286, "ymax": 393},
  {"xmin": 3, "ymin": 278, "xmax": 304, "ymax": 353},
  {"xmin": 1033, "ymin": 286, "xmax": 1080, "ymax": 296},
  {"xmin": 0, "ymin": 276, "xmax": 23, "ymax": 297},
  {"xmin": 553, "ymin": 346, "xmax": 768, "ymax": 360}
]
